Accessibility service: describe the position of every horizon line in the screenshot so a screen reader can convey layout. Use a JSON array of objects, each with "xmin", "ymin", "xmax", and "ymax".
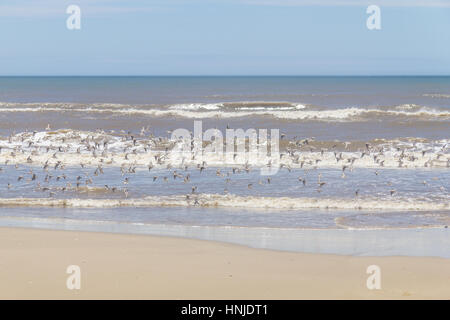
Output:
[{"xmin": 1, "ymin": 75, "xmax": 450, "ymax": 77}]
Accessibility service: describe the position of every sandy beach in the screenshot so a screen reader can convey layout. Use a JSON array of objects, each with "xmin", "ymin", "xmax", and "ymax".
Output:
[
  {"xmin": 0, "ymin": 227, "xmax": 448, "ymax": 300},
  {"xmin": 1, "ymin": 0, "xmax": 449, "ymax": 305}
]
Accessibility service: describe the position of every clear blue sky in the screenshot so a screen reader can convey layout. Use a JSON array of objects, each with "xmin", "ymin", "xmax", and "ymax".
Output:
[{"xmin": 0, "ymin": 0, "xmax": 449, "ymax": 75}]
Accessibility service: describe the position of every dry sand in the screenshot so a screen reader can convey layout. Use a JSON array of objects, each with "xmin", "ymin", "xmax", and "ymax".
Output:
[{"xmin": 0, "ymin": 227, "xmax": 449, "ymax": 299}]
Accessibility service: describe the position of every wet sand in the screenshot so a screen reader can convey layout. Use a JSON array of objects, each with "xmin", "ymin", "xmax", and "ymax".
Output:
[{"xmin": 0, "ymin": 227, "xmax": 449, "ymax": 299}]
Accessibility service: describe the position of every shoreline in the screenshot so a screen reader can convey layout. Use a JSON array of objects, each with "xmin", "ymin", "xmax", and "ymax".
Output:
[
  {"xmin": 0, "ymin": 226, "xmax": 449, "ymax": 299},
  {"xmin": 0, "ymin": 217, "xmax": 448, "ymax": 258}
]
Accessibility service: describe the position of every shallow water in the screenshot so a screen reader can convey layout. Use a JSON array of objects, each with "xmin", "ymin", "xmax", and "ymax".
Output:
[
  {"xmin": 0, "ymin": 216, "xmax": 448, "ymax": 257},
  {"xmin": 0, "ymin": 76, "xmax": 449, "ymax": 256},
  {"xmin": 0, "ymin": 165, "xmax": 448, "ymax": 228}
]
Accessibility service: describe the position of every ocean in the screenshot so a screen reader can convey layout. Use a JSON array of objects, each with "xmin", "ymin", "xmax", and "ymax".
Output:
[{"xmin": 0, "ymin": 76, "xmax": 448, "ymax": 256}]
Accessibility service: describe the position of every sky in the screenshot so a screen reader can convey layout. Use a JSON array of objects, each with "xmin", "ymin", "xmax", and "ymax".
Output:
[{"xmin": 0, "ymin": 0, "xmax": 449, "ymax": 76}]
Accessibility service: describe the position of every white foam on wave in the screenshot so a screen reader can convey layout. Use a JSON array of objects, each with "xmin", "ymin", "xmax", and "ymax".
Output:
[
  {"xmin": 423, "ymin": 93, "xmax": 450, "ymax": 99},
  {"xmin": 0, "ymin": 130, "xmax": 449, "ymax": 169},
  {"xmin": 0, "ymin": 194, "xmax": 448, "ymax": 211},
  {"xmin": 0, "ymin": 102, "xmax": 449, "ymax": 121},
  {"xmin": 395, "ymin": 104, "xmax": 418, "ymax": 110},
  {"xmin": 169, "ymin": 103, "xmax": 223, "ymax": 110}
]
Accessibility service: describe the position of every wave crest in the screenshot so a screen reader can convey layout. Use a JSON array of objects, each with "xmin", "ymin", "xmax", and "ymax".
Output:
[
  {"xmin": 0, "ymin": 194, "xmax": 448, "ymax": 211},
  {"xmin": 0, "ymin": 101, "xmax": 449, "ymax": 121}
]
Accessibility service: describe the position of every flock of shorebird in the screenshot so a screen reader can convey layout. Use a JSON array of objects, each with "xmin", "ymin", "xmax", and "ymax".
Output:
[{"xmin": 0, "ymin": 127, "xmax": 448, "ymax": 201}]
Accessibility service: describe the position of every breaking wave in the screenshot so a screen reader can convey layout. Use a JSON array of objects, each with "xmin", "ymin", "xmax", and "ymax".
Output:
[
  {"xmin": 0, "ymin": 129, "xmax": 449, "ymax": 169},
  {"xmin": 0, "ymin": 194, "xmax": 448, "ymax": 210},
  {"xmin": 0, "ymin": 101, "xmax": 449, "ymax": 121},
  {"xmin": 423, "ymin": 93, "xmax": 450, "ymax": 99}
]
